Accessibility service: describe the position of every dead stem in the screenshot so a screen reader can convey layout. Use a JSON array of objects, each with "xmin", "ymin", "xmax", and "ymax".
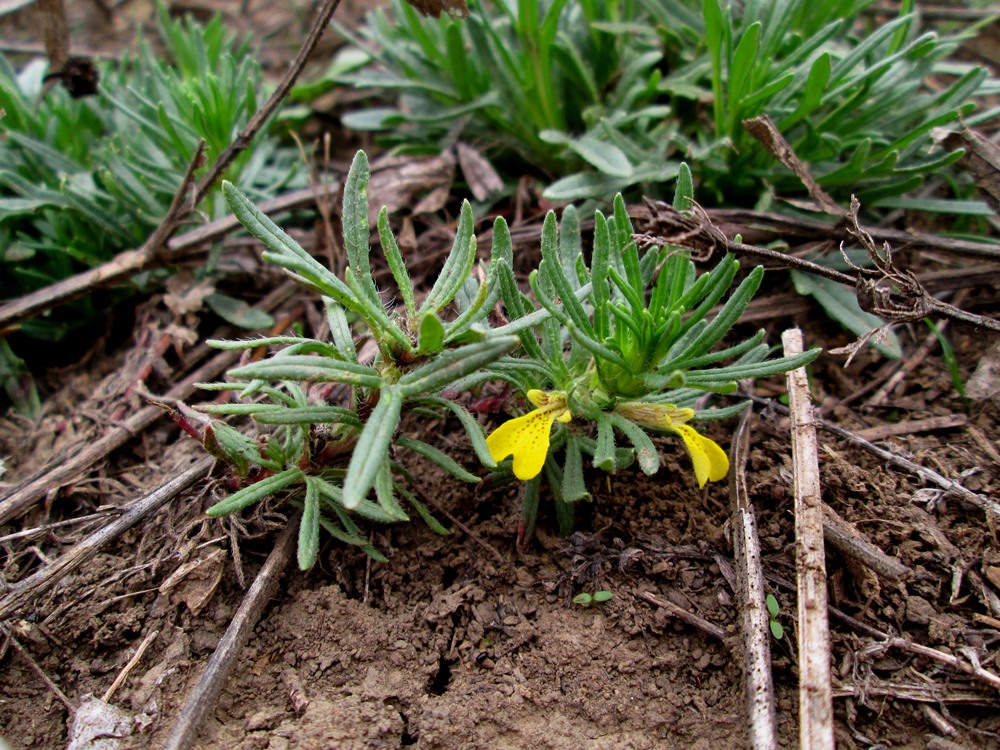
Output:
[
  {"xmin": 0, "ymin": 281, "xmax": 294, "ymax": 526},
  {"xmin": 728, "ymin": 406, "xmax": 779, "ymax": 750},
  {"xmin": 748, "ymin": 395, "xmax": 1000, "ymax": 526},
  {"xmin": 636, "ymin": 590, "xmax": 727, "ymax": 641},
  {"xmin": 162, "ymin": 511, "xmax": 299, "ymax": 750},
  {"xmin": 784, "ymin": 328, "xmax": 835, "ymax": 750},
  {"xmin": 0, "ymin": 457, "xmax": 213, "ymax": 620},
  {"xmin": 102, "ymin": 628, "xmax": 160, "ymax": 703},
  {"xmin": 0, "ymin": 622, "xmax": 76, "ymax": 712}
]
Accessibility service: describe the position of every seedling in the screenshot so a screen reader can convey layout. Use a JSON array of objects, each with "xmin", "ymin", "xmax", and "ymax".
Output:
[
  {"xmin": 766, "ymin": 593, "xmax": 784, "ymax": 640},
  {"xmin": 573, "ymin": 591, "xmax": 614, "ymax": 607}
]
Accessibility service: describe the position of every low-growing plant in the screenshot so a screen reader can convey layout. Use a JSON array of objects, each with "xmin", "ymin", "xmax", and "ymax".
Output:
[
  {"xmin": 0, "ymin": 3, "xmax": 301, "ymax": 342},
  {"xmin": 325, "ymin": 0, "xmax": 991, "ymax": 206},
  {"xmin": 328, "ymin": 0, "xmax": 673, "ymax": 196},
  {"xmin": 198, "ymin": 152, "xmax": 819, "ymax": 566},
  {"xmin": 193, "ymin": 151, "xmax": 521, "ymax": 568},
  {"xmin": 473, "ymin": 169, "xmax": 820, "ymax": 539}
]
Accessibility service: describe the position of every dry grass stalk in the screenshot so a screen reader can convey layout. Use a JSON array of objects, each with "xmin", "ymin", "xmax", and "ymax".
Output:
[
  {"xmin": 0, "ymin": 457, "xmax": 213, "ymax": 619},
  {"xmin": 729, "ymin": 407, "xmax": 779, "ymax": 750},
  {"xmin": 783, "ymin": 328, "xmax": 835, "ymax": 750},
  {"xmin": 162, "ymin": 513, "xmax": 299, "ymax": 750}
]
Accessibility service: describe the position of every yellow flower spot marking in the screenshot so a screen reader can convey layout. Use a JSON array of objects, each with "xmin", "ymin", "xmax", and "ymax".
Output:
[{"xmin": 486, "ymin": 390, "xmax": 571, "ymax": 480}]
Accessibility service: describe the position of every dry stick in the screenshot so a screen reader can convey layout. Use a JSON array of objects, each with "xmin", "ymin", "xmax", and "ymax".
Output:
[
  {"xmin": 821, "ymin": 506, "xmax": 911, "ymax": 583},
  {"xmin": 783, "ymin": 328, "xmax": 835, "ymax": 750},
  {"xmin": 636, "ymin": 591, "xmax": 727, "ymax": 641},
  {"xmin": 864, "ymin": 639, "xmax": 1000, "ymax": 692},
  {"xmin": 0, "ymin": 457, "xmax": 213, "ymax": 619},
  {"xmin": 0, "ymin": 507, "xmax": 120, "ymax": 544},
  {"xmin": 102, "ymin": 628, "xmax": 160, "ymax": 703},
  {"xmin": 712, "ymin": 204, "xmax": 1000, "ymax": 267},
  {"xmin": 0, "ymin": 353, "xmax": 232, "ymax": 526},
  {"xmin": 0, "ymin": 281, "xmax": 294, "ymax": 526},
  {"xmin": 0, "ymin": 623, "xmax": 76, "ymax": 711},
  {"xmin": 0, "ymin": 183, "xmax": 327, "ymax": 330},
  {"xmin": 748, "ymin": 395, "xmax": 1000, "ymax": 526},
  {"xmin": 162, "ymin": 512, "xmax": 299, "ymax": 750},
  {"xmin": 729, "ymin": 407, "xmax": 779, "ymax": 750},
  {"xmin": 867, "ymin": 300, "xmax": 964, "ymax": 407},
  {"xmin": 187, "ymin": 0, "xmax": 343, "ymax": 204},
  {"xmin": 0, "ymin": 141, "xmax": 206, "ymax": 330},
  {"xmin": 762, "ymin": 568, "xmax": 1000, "ymax": 695},
  {"xmin": 853, "ymin": 414, "xmax": 967, "ymax": 442},
  {"xmin": 0, "ymin": 0, "xmax": 343, "ymax": 330}
]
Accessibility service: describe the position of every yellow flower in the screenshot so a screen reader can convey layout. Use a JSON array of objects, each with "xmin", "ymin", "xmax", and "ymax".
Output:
[
  {"xmin": 616, "ymin": 402, "xmax": 729, "ymax": 488},
  {"xmin": 487, "ymin": 390, "xmax": 571, "ymax": 480}
]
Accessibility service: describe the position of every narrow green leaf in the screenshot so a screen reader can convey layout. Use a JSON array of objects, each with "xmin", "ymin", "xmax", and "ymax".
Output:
[
  {"xmin": 298, "ymin": 478, "xmax": 322, "ymax": 570},
  {"xmin": 206, "ymin": 467, "xmax": 302, "ymax": 517},
  {"xmin": 375, "ymin": 461, "xmax": 409, "ymax": 520},
  {"xmin": 681, "ymin": 347, "xmax": 822, "ymax": 384},
  {"xmin": 342, "ymin": 387, "xmax": 403, "ymax": 508},
  {"xmin": 398, "ymin": 486, "xmax": 449, "ymax": 535},
  {"xmin": 378, "ymin": 205, "xmax": 417, "ymax": 318},
  {"xmin": 420, "ymin": 199, "xmax": 477, "ymax": 316},
  {"xmin": 343, "ymin": 151, "xmax": 382, "ymax": 309},
  {"xmin": 593, "ymin": 412, "xmax": 617, "ymax": 472},
  {"xmin": 397, "ymin": 434, "xmax": 480, "ymax": 483},
  {"xmin": 561, "ymin": 435, "xmax": 591, "ymax": 503},
  {"xmin": 558, "ymin": 204, "xmax": 583, "ymax": 292},
  {"xmin": 672, "ymin": 162, "xmax": 694, "ymax": 210},
  {"xmin": 222, "ymin": 181, "xmax": 359, "ymax": 310},
  {"xmin": 608, "ymin": 413, "xmax": 659, "ymax": 475},
  {"xmin": 253, "ymin": 405, "xmax": 362, "ymax": 427},
  {"xmin": 227, "ymin": 355, "xmax": 383, "ymax": 388},
  {"xmin": 666, "ymin": 266, "xmax": 764, "ymax": 364},
  {"xmin": 325, "ymin": 300, "xmax": 358, "ymax": 361},
  {"xmin": 397, "ymin": 336, "xmax": 518, "ymax": 396},
  {"xmin": 414, "ymin": 396, "xmax": 496, "ymax": 469}
]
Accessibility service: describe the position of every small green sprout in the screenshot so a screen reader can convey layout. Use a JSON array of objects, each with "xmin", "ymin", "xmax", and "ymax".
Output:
[
  {"xmin": 573, "ymin": 591, "xmax": 614, "ymax": 607},
  {"xmin": 766, "ymin": 594, "xmax": 784, "ymax": 640}
]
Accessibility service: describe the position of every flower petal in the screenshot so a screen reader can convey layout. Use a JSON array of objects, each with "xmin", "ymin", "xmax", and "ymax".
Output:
[
  {"xmin": 669, "ymin": 423, "xmax": 730, "ymax": 487},
  {"xmin": 486, "ymin": 409, "xmax": 557, "ymax": 480}
]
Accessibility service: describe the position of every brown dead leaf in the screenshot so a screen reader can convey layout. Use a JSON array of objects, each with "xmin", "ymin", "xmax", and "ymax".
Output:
[
  {"xmin": 367, "ymin": 152, "xmax": 457, "ymax": 224},
  {"xmin": 405, "ymin": 0, "xmax": 468, "ymax": 17},
  {"xmin": 163, "ymin": 271, "xmax": 215, "ymax": 318},
  {"xmin": 936, "ymin": 127, "xmax": 1000, "ymax": 216},
  {"xmin": 456, "ymin": 142, "xmax": 504, "ymax": 202},
  {"xmin": 158, "ymin": 546, "xmax": 226, "ymax": 615},
  {"xmin": 743, "ymin": 114, "xmax": 846, "ymax": 217}
]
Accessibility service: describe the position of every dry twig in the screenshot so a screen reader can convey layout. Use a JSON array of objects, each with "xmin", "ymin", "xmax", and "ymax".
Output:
[
  {"xmin": 0, "ymin": 281, "xmax": 294, "ymax": 525},
  {"xmin": 728, "ymin": 407, "xmax": 779, "ymax": 750},
  {"xmin": 0, "ymin": 457, "xmax": 213, "ymax": 619},
  {"xmin": 162, "ymin": 512, "xmax": 299, "ymax": 750},
  {"xmin": 636, "ymin": 590, "xmax": 727, "ymax": 641},
  {"xmin": 784, "ymin": 328, "xmax": 835, "ymax": 750},
  {"xmin": 0, "ymin": 0, "xmax": 344, "ymax": 329},
  {"xmin": 749, "ymin": 395, "xmax": 1000, "ymax": 525}
]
